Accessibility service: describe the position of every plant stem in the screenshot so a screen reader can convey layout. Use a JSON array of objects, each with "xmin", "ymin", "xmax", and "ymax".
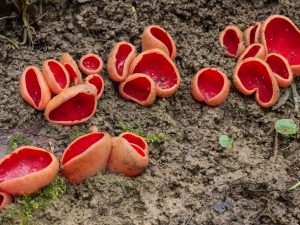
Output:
[
  {"xmin": 289, "ymin": 181, "xmax": 300, "ymax": 190},
  {"xmin": 291, "ymin": 81, "xmax": 300, "ymax": 112},
  {"xmin": 0, "ymin": 34, "xmax": 19, "ymax": 48}
]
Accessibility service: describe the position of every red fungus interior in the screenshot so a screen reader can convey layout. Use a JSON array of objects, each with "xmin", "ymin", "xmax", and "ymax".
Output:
[
  {"xmin": 0, "ymin": 148, "xmax": 52, "ymax": 183},
  {"xmin": 132, "ymin": 53, "xmax": 177, "ymax": 89},
  {"xmin": 249, "ymin": 24, "xmax": 259, "ymax": 44},
  {"xmin": 123, "ymin": 77, "xmax": 151, "ymax": 101},
  {"xmin": 0, "ymin": 195, "xmax": 3, "ymax": 205},
  {"xmin": 82, "ymin": 56, "xmax": 100, "ymax": 70},
  {"xmin": 131, "ymin": 144, "xmax": 146, "ymax": 157},
  {"xmin": 116, "ymin": 44, "xmax": 132, "ymax": 76},
  {"xmin": 88, "ymin": 76, "xmax": 103, "ymax": 95},
  {"xmin": 197, "ymin": 69, "xmax": 224, "ymax": 100},
  {"xmin": 62, "ymin": 133, "xmax": 104, "ymax": 164},
  {"xmin": 48, "ymin": 93, "xmax": 95, "ymax": 122},
  {"xmin": 25, "ymin": 68, "xmax": 41, "ymax": 107},
  {"xmin": 223, "ymin": 29, "xmax": 239, "ymax": 55},
  {"xmin": 241, "ymin": 45, "xmax": 260, "ymax": 61},
  {"xmin": 48, "ymin": 61, "xmax": 67, "ymax": 88},
  {"xmin": 64, "ymin": 63, "xmax": 77, "ymax": 83},
  {"xmin": 266, "ymin": 55, "xmax": 289, "ymax": 79},
  {"xmin": 237, "ymin": 61, "xmax": 273, "ymax": 103},
  {"xmin": 264, "ymin": 17, "xmax": 300, "ymax": 66},
  {"xmin": 150, "ymin": 27, "xmax": 173, "ymax": 56},
  {"xmin": 122, "ymin": 133, "xmax": 146, "ymax": 150}
]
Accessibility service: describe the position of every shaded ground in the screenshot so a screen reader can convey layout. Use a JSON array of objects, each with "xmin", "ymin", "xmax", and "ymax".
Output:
[{"xmin": 0, "ymin": 0, "xmax": 300, "ymax": 224}]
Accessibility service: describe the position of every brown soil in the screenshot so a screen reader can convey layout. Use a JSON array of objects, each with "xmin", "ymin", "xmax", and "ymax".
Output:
[{"xmin": 0, "ymin": 0, "xmax": 300, "ymax": 224}]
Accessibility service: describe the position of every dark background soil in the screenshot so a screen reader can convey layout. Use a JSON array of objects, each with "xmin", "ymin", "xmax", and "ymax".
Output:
[{"xmin": 0, "ymin": 0, "xmax": 300, "ymax": 224}]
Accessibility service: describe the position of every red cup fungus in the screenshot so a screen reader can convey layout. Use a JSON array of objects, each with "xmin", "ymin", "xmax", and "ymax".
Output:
[
  {"xmin": 219, "ymin": 25, "xmax": 245, "ymax": 58},
  {"xmin": 119, "ymin": 73, "xmax": 156, "ymax": 106},
  {"xmin": 60, "ymin": 53, "xmax": 83, "ymax": 85},
  {"xmin": 44, "ymin": 84, "xmax": 97, "ymax": 125},
  {"xmin": 107, "ymin": 41, "xmax": 136, "ymax": 82},
  {"xmin": 142, "ymin": 25, "xmax": 176, "ymax": 60},
  {"xmin": 0, "ymin": 146, "xmax": 59, "ymax": 196},
  {"xmin": 42, "ymin": 59, "xmax": 70, "ymax": 94},
  {"xmin": 119, "ymin": 132, "xmax": 149, "ymax": 155},
  {"xmin": 0, "ymin": 192, "xmax": 12, "ymax": 210},
  {"xmin": 233, "ymin": 57, "xmax": 279, "ymax": 108},
  {"xmin": 20, "ymin": 66, "xmax": 51, "ymax": 110},
  {"xmin": 237, "ymin": 43, "xmax": 266, "ymax": 64},
  {"xmin": 79, "ymin": 53, "xmax": 104, "ymax": 76},
  {"xmin": 106, "ymin": 135, "xmax": 149, "ymax": 177},
  {"xmin": 85, "ymin": 74, "xmax": 104, "ymax": 100},
  {"xmin": 265, "ymin": 53, "xmax": 293, "ymax": 88},
  {"xmin": 129, "ymin": 49, "xmax": 180, "ymax": 98},
  {"xmin": 61, "ymin": 132, "xmax": 112, "ymax": 184},
  {"xmin": 244, "ymin": 22, "xmax": 262, "ymax": 46},
  {"xmin": 262, "ymin": 15, "xmax": 300, "ymax": 75},
  {"xmin": 191, "ymin": 68, "xmax": 230, "ymax": 106}
]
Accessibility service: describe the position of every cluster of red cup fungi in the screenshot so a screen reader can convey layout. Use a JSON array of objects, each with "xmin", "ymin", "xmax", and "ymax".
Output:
[
  {"xmin": 0, "ymin": 129, "xmax": 149, "ymax": 210},
  {"xmin": 219, "ymin": 15, "xmax": 298, "ymax": 108},
  {"xmin": 20, "ymin": 52, "xmax": 104, "ymax": 125},
  {"xmin": 107, "ymin": 25, "xmax": 181, "ymax": 106}
]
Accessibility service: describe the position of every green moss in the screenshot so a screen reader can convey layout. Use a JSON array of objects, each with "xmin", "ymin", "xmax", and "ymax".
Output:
[
  {"xmin": 68, "ymin": 127, "xmax": 87, "ymax": 142},
  {"xmin": 117, "ymin": 121, "xmax": 165, "ymax": 143},
  {"xmin": 7, "ymin": 133, "xmax": 32, "ymax": 153},
  {"xmin": 0, "ymin": 176, "xmax": 67, "ymax": 225}
]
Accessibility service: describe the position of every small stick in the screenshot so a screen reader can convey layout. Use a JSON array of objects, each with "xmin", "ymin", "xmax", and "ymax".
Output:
[
  {"xmin": 272, "ymin": 88, "xmax": 291, "ymax": 110},
  {"xmin": 291, "ymin": 81, "xmax": 300, "ymax": 112},
  {"xmin": 272, "ymin": 132, "xmax": 279, "ymax": 162},
  {"xmin": 0, "ymin": 15, "xmax": 17, "ymax": 21},
  {"xmin": 0, "ymin": 34, "xmax": 19, "ymax": 48}
]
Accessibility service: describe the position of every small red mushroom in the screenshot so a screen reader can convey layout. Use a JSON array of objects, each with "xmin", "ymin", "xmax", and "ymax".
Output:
[
  {"xmin": 42, "ymin": 59, "xmax": 70, "ymax": 94},
  {"xmin": 191, "ymin": 68, "xmax": 230, "ymax": 106},
  {"xmin": 20, "ymin": 66, "xmax": 51, "ymax": 110},
  {"xmin": 219, "ymin": 25, "xmax": 245, "ymax": 58},
  {"xmin": 60, "ymin": 53, "xmax": 83, "ymax": 85},
  {"xmin": 79, "ymin": 53, "xmax": 104, "ymax": 75},
  {"xmin": 106, "ymin": 134, "xmax": 149, "ymax": 177},
  {"xmin": 244, "ymin": 22, "xmax": 262, "ymax": 46},
  {"xmin": 142, "ymin": 25, "xmax": 176, "ymax": 60},
  {"xmin": 61, "ymin": 132, "xmax": 112, "ymax": 184},
  {"xmin": 261, "ymin": 15, "xmax": 300, "ymax": 75},
  {"xmin": 237, "ymin": 43, "xmax": 266, "ymax": 64},
  {"xmin": 265, "ymin": 53, "xmax": 293, "ymax": 88},
  {"xmin": 107, "ymin": 41, "xmax": 136, "ymax": 82},
  {"xmin": 0, "ymin": 192, "xmax": 12, "ymax": 210},
  {"xmin": 119, "ymin": 73, "xmax": 156, "ymax": 106},
  {"xmin": 85, "ymin": 74, "xmax": 104, "ymax": 100},
  {"xmin": 129, "ymin": 49, "xmax": 180, "ymax": 98},
  {"xmin": 0, "ymin": 146, "xmax": 59, "ymax": 196},
  {"xmin": 120, "ymin": 132, "xmax": 149, "ymax": 155},
  {"xmin": 233, "ymin": 57, "xmax": 279, "ymax": 108},
  {"xmin": 44, "ymin": 84, "xmax": 97, "ymax": 125}
]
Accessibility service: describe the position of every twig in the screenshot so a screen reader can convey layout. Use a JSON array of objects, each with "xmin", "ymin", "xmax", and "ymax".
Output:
[
  {"xmin": 289, "ymin": 180, "xmax": 300, "ymax": 190},
  {"xmin": 272, "ymin": 88, "xmax": 291, "ymax": 110},
  {"xmin": 272, "ymin": 132, "xmax": 279, "ymax": 162},
  {"xmin": 0, "ymin": 15, "xmax": 17, "ymax": 21},
  {"xmin": 0, "ymin": 34, "xmax": 19, "ymax": 48},
  {"xmin": 291, "ymin": 81, "xmax": 300, "ymax": 112}
]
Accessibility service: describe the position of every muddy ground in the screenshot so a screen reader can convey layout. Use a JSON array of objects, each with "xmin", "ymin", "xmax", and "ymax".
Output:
[{"xmin": 0, "ymin": 0, "xmax": 300, "ymax": 224}]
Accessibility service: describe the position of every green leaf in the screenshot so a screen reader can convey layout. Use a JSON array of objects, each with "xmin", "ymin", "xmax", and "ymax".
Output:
[
  {"xmin": 275, "ymin": 119, "xmax": 298, "ymax": 135},
  {"xmin": 219, "ymin": 135, "xmax": 234, "ymax": 148}
]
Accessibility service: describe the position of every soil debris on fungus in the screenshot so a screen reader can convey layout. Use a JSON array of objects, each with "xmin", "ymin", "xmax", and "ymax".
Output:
[{"xmin": 0, "ymin": 1, "xmax": 300, "ymax": 224}]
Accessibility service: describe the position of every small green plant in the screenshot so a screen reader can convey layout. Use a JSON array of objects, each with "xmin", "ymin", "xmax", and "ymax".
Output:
[
  {"xmin": 275, "ymin": 119, "xmax": 298, "ymax": 135},
  {"xmin": 0, "ymin": 176, "xmax": 67, "ymax": 225},
  {"xmin": 7, "ymin": 133, "xmax": 32, "ymax": 153},
  {"xmin": 219, "ymin": 135, "xmax": 234, "ymax": 149},
  {"xmin": 68, "ymin": 127, "xmax": 87, "ymax": 142},
  {"xmin": 117, "ymin": 121, "xmax": 165, "ymax": 143}
]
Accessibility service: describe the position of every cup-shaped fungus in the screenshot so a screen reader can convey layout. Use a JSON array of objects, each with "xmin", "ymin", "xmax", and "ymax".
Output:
[
  {"xmin": 244, "ymin": 22, "xmax": 262, "ymax": 46},
  {"xmin": 106, "ymin": 135, "xmax": 149, "ymax": 177},
  {"xmin": 42, "ymin": 59, "xmax": 70, "ymax": 94},
  {"xmin": 233, "ymin": 57, "xmax": 279, "ymax": 108},
  {"xmin": 85, "ymin": 74, "xmax": 104, "ymax": 100},
  {"xmin": 262, "ymin": 15, "xmax": 300, "ymax": 75},
  {"xmin": 119, "ymin": 132, "xmax": 149, "ymax": 155},
  {"xmin": 0, "ymin": 146, "xmax": 59, "ymax": 196},
  {"xmin": 142, "ymin": 25, "xmax": 176, "ymax": 60},
  {"xmin": 44, "ymin": 84, "xmax": 97, "ymax": 125},
  {"xmin": 79, "ymin": 53, "xmax": 104, "ymax": 75},
  {"xmin": 20, "ymin": 66, "xmax": 51, "ymax": 110},
  {"xmin": 60, "ymin": 53, "xmax": 82, "ymax": 85},
  {"xmin": 237, "ymin": 43, "xmax": 266, "ymax": 64},
  {"xmin": 191, "ymin": 68, "xmax": 230, "ymax": 106},
  {"xmin": 61, "ymin": 132, "xmax": 112, "ymax": 184},
  {"xmin": 119, "ymin": 73, "xmax": 156, "ymax": 106},
  {"xmin": 0, "ymin": 192, "xmax": 12, "ymax": 210},
  {"xmin": 129, "ymin": 49, "xmax": 180, "ymax": 98},
  {"xmin": 265, "ymin": 53, "xmax": 293, "ymax": 87},
  {"xmin": 107, "ymin": 42, "xmax": 136, "ymax": 82}
]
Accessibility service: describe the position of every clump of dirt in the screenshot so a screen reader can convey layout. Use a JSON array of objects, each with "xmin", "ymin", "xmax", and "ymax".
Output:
[{"xmin": 0, "ymin": 0, "xmax": 299, "ymax": 224}]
